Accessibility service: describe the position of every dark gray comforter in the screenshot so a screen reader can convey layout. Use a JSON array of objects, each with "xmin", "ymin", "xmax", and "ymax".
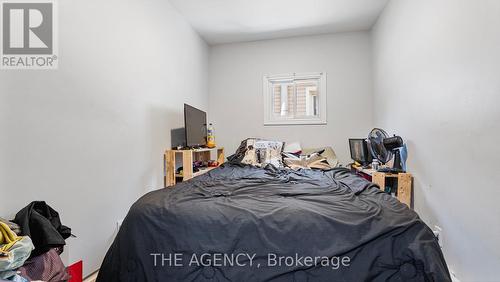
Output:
[{"xmin": 97, "ymin": 164, "xmax": 450, "ymax": 281}]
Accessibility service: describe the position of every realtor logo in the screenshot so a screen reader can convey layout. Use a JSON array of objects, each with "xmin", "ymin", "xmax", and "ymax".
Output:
[{"xmin": 1, "ymin": 0, "xmax": 58, "ymax": 69}]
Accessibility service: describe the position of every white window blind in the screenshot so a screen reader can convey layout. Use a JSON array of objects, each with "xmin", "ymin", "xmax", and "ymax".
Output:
[{"xmin": 263, "ymin": 72, "xmax": 327, "ymax": 125}]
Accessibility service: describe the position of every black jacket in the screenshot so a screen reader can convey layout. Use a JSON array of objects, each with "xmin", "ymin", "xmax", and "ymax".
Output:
[{"xmin": 14, "ymin": 201, "xmax": 72, "ymax": 257}]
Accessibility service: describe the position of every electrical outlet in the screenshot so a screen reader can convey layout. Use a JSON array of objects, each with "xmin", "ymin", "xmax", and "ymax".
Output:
[{"xmin": 433, "ymin": 225, "xmax": 443, "ymax": 248}]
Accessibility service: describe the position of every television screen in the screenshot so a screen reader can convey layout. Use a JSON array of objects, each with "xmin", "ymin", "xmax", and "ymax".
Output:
[
  {"xmin": 349, "ymin": 139, "xmax": 372, "ymax": 165},
  {"xmin": 184, "ymin": 104, "xmax": 207, "ymax": 147}
]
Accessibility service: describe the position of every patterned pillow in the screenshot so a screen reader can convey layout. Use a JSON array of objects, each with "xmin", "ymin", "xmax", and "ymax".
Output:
[{"xmin": 230, "ymin": 138, "xmax": 285, "ymax": 168}]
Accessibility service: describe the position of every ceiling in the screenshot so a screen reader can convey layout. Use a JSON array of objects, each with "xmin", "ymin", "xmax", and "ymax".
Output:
[{"xmin": 169, "ymin": 0, "xmax": 389, "ymax": 45}]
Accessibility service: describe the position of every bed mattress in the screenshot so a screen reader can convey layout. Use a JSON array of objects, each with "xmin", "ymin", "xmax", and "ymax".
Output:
[{"xmin": 97, "ymin": 164, "xmax": 450, "ymax": 281}]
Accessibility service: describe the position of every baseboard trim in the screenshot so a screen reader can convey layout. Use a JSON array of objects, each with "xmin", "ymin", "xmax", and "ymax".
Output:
[
  {"xmin": 83, "ymin": 270, "xmax": 99, "ymax": 282},
  {"xmin": 450, "ymin": 269, "xmax": 460, "ymax": 282}
]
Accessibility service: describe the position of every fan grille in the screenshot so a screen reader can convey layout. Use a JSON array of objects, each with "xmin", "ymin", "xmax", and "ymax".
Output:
[{"xmin": 368, "ymin": 128, "xmax": 392, "ymax": 164}]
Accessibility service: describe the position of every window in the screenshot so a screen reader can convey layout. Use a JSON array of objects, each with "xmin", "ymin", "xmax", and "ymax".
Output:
[{"xmin": 263, "ymin": 72, "xmax": 326, "ymax": 125}]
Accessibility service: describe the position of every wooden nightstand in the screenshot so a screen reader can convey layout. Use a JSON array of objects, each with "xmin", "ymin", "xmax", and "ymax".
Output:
[
  {"xmin": 164, "ymin": 147, "xmax": 224, "ymax": 188},
  {"xmin": 351, "ymin": 165, "xmax": 413, "ymax": 208}
]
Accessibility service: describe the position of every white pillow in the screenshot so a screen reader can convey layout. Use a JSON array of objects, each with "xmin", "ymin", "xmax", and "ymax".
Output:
[
  {"xmin": 283, "ymin": 142, "xmax": 302, "ymax": 154},
  {"xmin": 241, "ymin": 139, "xmax": 285, "ymax": 168}
]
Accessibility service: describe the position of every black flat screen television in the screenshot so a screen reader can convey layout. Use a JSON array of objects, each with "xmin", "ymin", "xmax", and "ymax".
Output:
[
  {"xmin": 349, "ymin": 138, "xmax": 373, "ymax": 166},
  {"xmin": 184, "ymin": 104, "xmax": 207, "ymax": 148}
]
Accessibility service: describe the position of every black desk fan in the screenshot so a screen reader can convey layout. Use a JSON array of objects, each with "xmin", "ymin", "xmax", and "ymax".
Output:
[{"xmin": 367, "ymin": 128, "xmax": 405, "ymax": 173}]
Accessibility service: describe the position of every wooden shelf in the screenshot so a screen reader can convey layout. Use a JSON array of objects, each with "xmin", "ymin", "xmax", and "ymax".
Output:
[
  {"xmin": 352, "ymin": 166, "xmax": 399, "ymax": 178},
  {"xmin": 164, "ymin": 147, "xmax": 224, "ymax": 188},
  {"xmin": 175, "ymin": 166, "xmax": 218, "ymax": 178},
  {"xmin": 351, "ymin": 164, "xmax": 413, "ymax": 208},
  {"xmin": 171, "ymin": 147, "xmax": 221, "ymax": 153},
  {"xmin": 373, "ymin": 172, "xmax": 412, "ymax": 208},
  {"xmin": 193, "ymin": 166, "xmax": 218, "ymax": 177}
]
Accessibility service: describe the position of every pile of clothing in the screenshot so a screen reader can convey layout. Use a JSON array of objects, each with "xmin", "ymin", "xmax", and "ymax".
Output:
[
  {"xmin": 228, "ymin": 138, "xmax": 340, "ymax": 170},
  {"xmin": 228, "ymin": 138, "xmax": 286, "ymax": 168},
  {"xmin": 0, "ymin": 202, "xmax": 72, "ymax": 282}
]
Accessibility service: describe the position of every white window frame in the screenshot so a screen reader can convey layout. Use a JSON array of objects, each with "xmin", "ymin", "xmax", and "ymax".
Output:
[{"xmin": 263, "ymin": 72, "xmax": 327, "ymax": 125}]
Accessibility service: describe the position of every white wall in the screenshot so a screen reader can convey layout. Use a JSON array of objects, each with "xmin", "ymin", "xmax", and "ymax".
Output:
[
  {"xmin": 0, "ymin": 0, "xmax": 208, "ymax": 276},
  {"xmin": 372, "ymin": 0, "xmax": 500, "ymax": 280},
  {"xmin": 208, "ymin": 32, "xmax": 373, "ymax": 163}
]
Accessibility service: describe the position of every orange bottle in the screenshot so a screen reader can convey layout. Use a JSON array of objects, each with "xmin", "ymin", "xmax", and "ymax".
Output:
[{"xmin": 207, "ymin": 123, "xmax": 216, "ymax": 148}]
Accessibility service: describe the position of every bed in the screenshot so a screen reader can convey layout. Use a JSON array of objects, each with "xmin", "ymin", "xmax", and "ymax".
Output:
[{"xmin": 97, "ymin": 163, "xmax": 450, "ymax": 281}]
